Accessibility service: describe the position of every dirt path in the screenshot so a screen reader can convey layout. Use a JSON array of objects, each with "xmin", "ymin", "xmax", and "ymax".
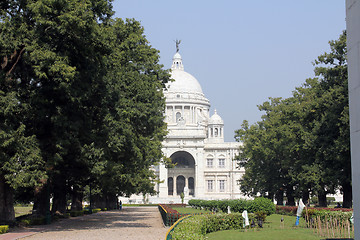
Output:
[{"xmin": 1, "ymin": 207, "xmax": 168, "ymax": 240}]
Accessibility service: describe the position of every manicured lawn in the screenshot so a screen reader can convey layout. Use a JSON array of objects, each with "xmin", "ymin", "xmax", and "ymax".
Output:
[
  {"xmin": 14, "ymin": 206, "xmax": 33, "ymax": 218},
  {"xmin": 206, "ymin": 214, "xmax": 321, "ymax": 240},
  {"xmin": 172, "ymin": 206, "xmax": 210, "ymax": 214}
]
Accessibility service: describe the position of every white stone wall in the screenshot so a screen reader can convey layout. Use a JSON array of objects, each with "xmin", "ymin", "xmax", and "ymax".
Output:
[{"xmin": 346, "ymin": 0, "xmax": 360, "ymax": 238}]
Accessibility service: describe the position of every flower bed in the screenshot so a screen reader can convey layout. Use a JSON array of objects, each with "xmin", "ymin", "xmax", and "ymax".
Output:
[
  {"xmin": 276, "ymin": 205, "xmax": 353, "ymax": 216},
  {"xmin": 158, "ymin": 204, "xmax": 207, "ymax": 226}
]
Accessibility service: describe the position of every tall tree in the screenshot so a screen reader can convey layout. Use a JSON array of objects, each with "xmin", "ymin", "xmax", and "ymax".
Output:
[{"xmin": 235, "ymin": 31, "xmax": 351, "ymax": 207}]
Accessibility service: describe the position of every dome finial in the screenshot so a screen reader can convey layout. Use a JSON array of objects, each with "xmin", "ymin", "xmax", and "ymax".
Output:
[{"xmin": 175, "ymin": 39, "xmax": 181, "ymax": 52}]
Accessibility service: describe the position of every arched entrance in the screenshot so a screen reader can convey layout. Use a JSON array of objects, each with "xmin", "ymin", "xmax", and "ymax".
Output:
[
  {"xmin": 167, "ymin": 151, "xmax": 195, "ymax": 196},
  {"xmin": 176, "ymin": 176, "xmax": 185, "ymax": 195},
  {"xmin": 168, "ymin": 177, "xmax": 173, "ymax": 195}
]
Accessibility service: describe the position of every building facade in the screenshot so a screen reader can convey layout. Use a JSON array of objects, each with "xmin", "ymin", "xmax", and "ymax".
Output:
[{"xmin": 121, "ymin": 51, "xmax": 244, "ymax": 204}]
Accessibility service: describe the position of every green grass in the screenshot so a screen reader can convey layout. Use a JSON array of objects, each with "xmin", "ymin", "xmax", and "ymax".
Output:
[
  {"xmin": 14, "ymin": 206, "xmax": 33, "ymax": 218},
  {"xmin": 206, "ymin": 214, "xmax": 321, "ymax": 240},
  {"xmin": 172, "ymin": 206, "xmax": 210, "ymax": 214}
]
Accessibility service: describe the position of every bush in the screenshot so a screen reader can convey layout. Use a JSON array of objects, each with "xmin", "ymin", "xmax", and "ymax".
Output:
[
  {"xmin": 92, "ymin": 208, "xmax": 101, "ymax": 213},
  {"xmin": 276, "ymin": 205, "xmax": 298, "ymax": 215},
  {"xmin": 254, "ymin": 211, "xmax": 267, "ymax": 222},
  {"xmin": 171, "ymin": 213, "xmax": 244, "ymax": 240},
  {"xmin": 0, "ymin": 225, "xmax": 9, "ymax": 234},
  {"xmin": 247, "ymin": 197, "xmax": 276, "ymax": 216},
  {"xmin": 70, "ymin": 210, "xmax": 84, "ymax": 217},
  {"xmin": 20, "ymin": 216, "xmax": 46, "ymax": 226}
]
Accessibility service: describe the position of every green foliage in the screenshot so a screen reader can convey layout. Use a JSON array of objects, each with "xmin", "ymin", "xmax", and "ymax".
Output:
[
  {"xmin": 0, "ymin": 225, "xmax": 9, "ymax": 234},
  {"xmin": 303, "ymin": 209, "xmax": 352, "ymax": 223},
  {"xmin": 20, "ymin": 216, "xmax": 46, "ymax": 226},
  {"xmin": 0, "ymin": 0, "xmax": 170, "ymax": 220},
  {"xmin": 70, "ymin": 211, "xmax": 84, "ymax": 217},
  {"xmin": 171, "ymin": 214, "xmax": 244, "ymax": 240},
  {"xmin": 92, "ymin": 208, "xmax": 101, "ymax": 213},
  {"xmin": 188, "ymin": 198, "xmax": 275, "ymax": 217},
  {"xmin": 180, "ymin": 192, "xmax": 184, "ymax": 204},
  {"xmin": 235, "ymin": 31, "xmax": 350, "ymax": 207},
  {"xmin": 247, "ymin": 197, "xmax": 276, "ymax": 216}
]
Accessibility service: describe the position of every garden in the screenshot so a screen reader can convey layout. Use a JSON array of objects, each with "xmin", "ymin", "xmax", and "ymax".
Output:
[{"xmin": 162, "ymin": 198, "xmax": 354, "ymax": 240}]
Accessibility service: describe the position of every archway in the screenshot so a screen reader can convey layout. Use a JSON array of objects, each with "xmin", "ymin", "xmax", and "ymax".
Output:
[
  {"xmin": 176, "ymin": 176, "xmax": 185, "ymax": 195},
  {"xmin": 167, "ymin": 151, "xmax": 196, "ymax": 196},
  {"xmin": 188, "ymin": 177, "xmax": 194, "ymax": 196},
  {"xmin": 168, "ymin": 177, "xmax": 173, "ymax": 195}
]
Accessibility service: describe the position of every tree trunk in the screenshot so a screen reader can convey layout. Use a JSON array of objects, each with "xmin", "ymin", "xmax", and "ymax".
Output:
[
  {"xmin": 0, "ymin": 175, "xmax": 15, "ymax": 225},
  {"xmin": 105, "ymin": 194, "xmax": 118, "ymax": 210},
  {"xmin": 302, "ymin": 190, "xmax": 310, "ymax": 204},
  {"xmin": 286, "ymin": 186, "xmax": 295, "ymax": 206},
  {"xmin": 71, "ymin": 185, "xmax": 83, "ymax": 211},
  {"xmin": 275, "ymin": 190, "xmax": 284, "ymax": 206},
  {"xmin": 342, "ymin": 181, "xmax": 352, "ymax": 208},
  {"xmin": 51, "ymin": 181, "xmax": 67, "ymax": 215},
  {"xmin": 318, "ymin": 190, "xmax": 327, "ymax": 207},
  {"xmin": 93, "ymin": 195, "xmax": 106, "ymax": 209},
  {"xmin": 33, "ymin": 184, "xmax": 49, "ymax": 216}
]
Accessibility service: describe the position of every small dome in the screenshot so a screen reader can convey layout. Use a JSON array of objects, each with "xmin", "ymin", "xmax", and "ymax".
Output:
[
  {"xmin": 167, "ymin": 52, "xmax": 204, "ymax": 94},
  {"xmin": 209, "ymin": 110, "xmax": 224, "ymax": 125}
]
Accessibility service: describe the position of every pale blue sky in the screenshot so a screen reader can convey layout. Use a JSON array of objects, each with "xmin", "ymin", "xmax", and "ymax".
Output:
[{"xmin": 112, "ymin": 1, "xmax": 346, "ymax": 141}]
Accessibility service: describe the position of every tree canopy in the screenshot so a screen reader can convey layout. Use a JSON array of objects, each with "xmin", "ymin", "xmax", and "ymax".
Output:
[
  {"xmin": 235, "ymin": 31, "xmax": 351, "ymax": 208},
  {"xmin": 0, "ymin": 0, "xmax": 170, "ymax": 224}
]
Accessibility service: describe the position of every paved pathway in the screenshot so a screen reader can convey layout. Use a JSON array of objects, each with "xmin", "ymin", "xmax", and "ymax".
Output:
[{"xmin": 0, "ymin": 207, "xmax": 168, "ymax": 240}]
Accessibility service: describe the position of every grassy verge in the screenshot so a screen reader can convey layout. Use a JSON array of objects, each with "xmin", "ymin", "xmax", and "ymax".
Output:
[
  {"xmin": 206, "ymin": 214, "xmax": 321, "ymax": 240},
  {"xmin": 14, "ymin": 206, "xmax": 33, "ymax": 218}
]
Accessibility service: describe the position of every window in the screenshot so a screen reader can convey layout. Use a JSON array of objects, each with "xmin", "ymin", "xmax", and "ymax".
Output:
[
  {"xmin": 219, "ymin": 159, "xmax": 225, "ymax": 168},
  {"xmin": 207, "ymin": 158, "xmax": 213, "ymax": 168},
  {"xmin": 219, "ymin": 180, "xmax": 225, "ymax": 192},
  {"xmin": 207, "ymin": 180, "xmax": 214, "ymax": 192},
  {"xmin": 176, "ymin": 112, "xmax": 181, "ymax": 122}
]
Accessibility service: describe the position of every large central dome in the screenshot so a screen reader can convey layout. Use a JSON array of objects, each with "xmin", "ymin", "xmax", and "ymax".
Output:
[{"xmin": 166, "ymin": 52, "xmax": 204, "ymax": 95}]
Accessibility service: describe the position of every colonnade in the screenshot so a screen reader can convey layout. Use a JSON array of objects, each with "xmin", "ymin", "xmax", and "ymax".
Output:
[{"xmin": 168, "ymin": 175, "xmax": 195, "ymax": 196}]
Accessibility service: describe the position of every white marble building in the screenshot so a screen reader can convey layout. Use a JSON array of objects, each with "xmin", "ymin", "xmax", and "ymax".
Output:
[{"xmin": 121, "ymin": 51, "xmax": 244, "ymax": 204}]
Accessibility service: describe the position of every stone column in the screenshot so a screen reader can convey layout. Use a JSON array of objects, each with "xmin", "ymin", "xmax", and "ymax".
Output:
[
  {"xmin": 347, "ymin": 1, "xmax": 360, "ymax": 238},
  {"xmin": 174, "ymin": 176, "xmax": 177, "ymax": 196},
  {"xmin": 158, "ymin": 163, "xmax": 168, "ymax": 198}
]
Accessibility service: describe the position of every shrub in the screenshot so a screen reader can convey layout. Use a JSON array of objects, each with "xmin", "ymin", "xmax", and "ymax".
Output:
[
  {"xmin": 70, "ymin": 210, "xmax": 84, "ymax": 217},
  {"xmin": 0, "ymin": 225, "xmax": 9, "ymax": 234},
  {"xmin": 254, "ymin": 211, "xmax": 267, "ymax": 222},
  {"xmin": 171, "ymin": 213, "xmax": 244, "ymax": 240},
  {"xmin": 92, "ymin": 208, "xmax": 101, "ymax": 213},
  {"xmin": 20, "ymin": 216, "xmax": 46, "ymax": 226},
  {"xmin": 230, "ymin": 199, "xmax": 250, "ymax": 213},
  {"xmin": 276, "ymin": 205, "xmax": 298, "ymax": 215},
  {"xmin": 248, "ymin": 197, "xmax": 276, "ymax": 216},
  {"xmin": 30, "ymin": 217, "xmax": 46, "ymax": 225}
]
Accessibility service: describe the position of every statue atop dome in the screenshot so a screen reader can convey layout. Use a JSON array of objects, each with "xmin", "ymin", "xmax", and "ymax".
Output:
[{"xmin": 175, "ymin": 39, "xmax": 181, "ymax": 52}]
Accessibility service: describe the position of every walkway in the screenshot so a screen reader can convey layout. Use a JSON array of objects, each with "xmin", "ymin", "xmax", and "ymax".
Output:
[{"xmin": 0, "ymin": 207, "xmax": 168, "ymax": 240}]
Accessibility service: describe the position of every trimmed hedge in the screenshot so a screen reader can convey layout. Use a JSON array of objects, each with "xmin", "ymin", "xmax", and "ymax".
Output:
[
  {"xmin": 170, "ymin": 213, "xmax": 244, "ymax": 240},
  {"xmin": 188, "ymin": 197, "xmax": 275, "ymax": 216},
  {"xmin": 0, "ymin": 225, "xmax": 9, "ymax": 234}
]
